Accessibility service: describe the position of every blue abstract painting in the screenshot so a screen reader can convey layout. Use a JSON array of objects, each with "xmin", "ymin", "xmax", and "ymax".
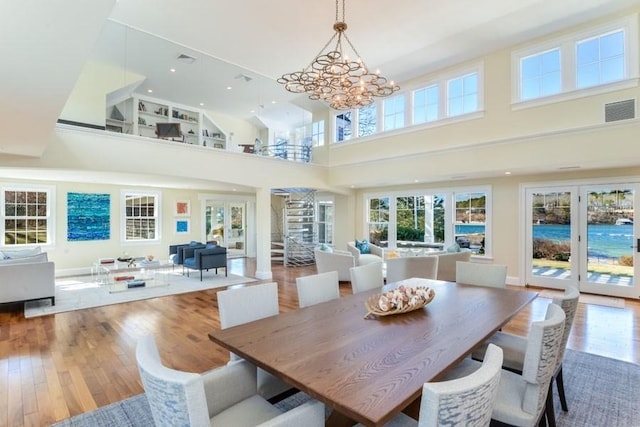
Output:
[{"xmin": 67, "ymin": 192, "xmax": 111, "ymax": 241}]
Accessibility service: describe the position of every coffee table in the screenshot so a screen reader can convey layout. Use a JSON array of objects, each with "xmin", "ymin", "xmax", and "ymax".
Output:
[{"xmin": 93, "ymin": 260, "xmax": 169, "ymax": 293}]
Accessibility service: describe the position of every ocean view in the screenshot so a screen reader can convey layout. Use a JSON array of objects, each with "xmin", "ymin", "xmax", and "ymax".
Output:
[{"xmin": 456, "ymin": 223, "xmax": 634, "ymax": 259}]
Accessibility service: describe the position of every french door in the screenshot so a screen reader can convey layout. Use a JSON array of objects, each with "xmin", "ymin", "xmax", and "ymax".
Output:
[
  {"xmin": 205, "ymin": 202, "xmax": 247, "ymax": 257},
  {"xmin": 525, "ymin": 183, "xmax": 639, "ymax": 298}
]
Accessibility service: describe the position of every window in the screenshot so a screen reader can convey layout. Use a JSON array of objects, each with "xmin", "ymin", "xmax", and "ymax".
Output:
[
  {"xmin": 335, "ymin": 111, "xmax": 352, "ymax": 142},
  {"xmin": 2, "ymin": 187, "xmax": 53, "ymax": 246},
  {"xmin": 512, "ymin": 14, "xmax": 637, "ymax": 104},
  {"xmin": 521, "ymin": 49, "xmax": 561, "ymax": 100},
  {"xmin": 454, "ymin": 192, "xmax": 487, "ymax": 254},
  {"xmin": 365, "ymin": 187, "xmax": 490, "ymax": 255},
  {"xmin": 577, "ymin": 30, "xmax": 625, "ymax": 88},
  {"xmin": 358, "ymin": 104, "xmax": 377, "ymax": 137},
  {"xmin": 448, "ymin": 73, "xmax": 478, "ymax": 117},
  {"xmin": 316, "ymin": 201, "xmax": 334, "ymax": 244},
  {"xmin": 383, "ymin": 94, "xmax": 405, "ymax": 131},
  {"xmin": 367, "ymin": 197, "xmax": 389, "ymax": 247},
  {"xmin": 123, "ymin": 191, "xmax": 160, "ymax": 241},
  {"xmin": 413, "ymin": 85, "xmax": 438, "ymax": 124},
  {"xmin": 311, "ymin": 120, "xmax": 325, "ymax": 146}
]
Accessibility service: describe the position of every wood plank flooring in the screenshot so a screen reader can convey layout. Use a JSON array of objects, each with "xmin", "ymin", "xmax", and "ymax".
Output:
[{"xmin": 0, "ymin": 257, "xmax": 639, "ymax": 427}]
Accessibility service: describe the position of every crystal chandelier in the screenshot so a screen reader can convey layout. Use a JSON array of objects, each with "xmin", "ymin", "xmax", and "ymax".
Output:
[{"xmin": 277, "ymin": 0, "xmax": 399, "ymax": 110}]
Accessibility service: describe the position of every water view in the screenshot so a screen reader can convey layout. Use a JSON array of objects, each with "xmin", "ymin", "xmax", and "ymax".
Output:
[{"xmin": 533, "ymin": 224, "xmax": 633, "ymax": 260}]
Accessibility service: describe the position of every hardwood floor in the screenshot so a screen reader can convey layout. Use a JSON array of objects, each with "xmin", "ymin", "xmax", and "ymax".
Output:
[{"xmin": 0, "ymin": 257, "xmax": 639, "ymax": 427}]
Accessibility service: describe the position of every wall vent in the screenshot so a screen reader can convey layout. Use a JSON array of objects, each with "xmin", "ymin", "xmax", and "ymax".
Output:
[{"xmin": 604, "ymin": 99, "xmax": 635, "ymax": 122}]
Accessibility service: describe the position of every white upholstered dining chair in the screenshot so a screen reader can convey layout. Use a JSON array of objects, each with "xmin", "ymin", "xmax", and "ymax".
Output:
[
  {"xmin": 296, "ymin": 270, "xmax": 340, "ymax": 308},
  {"xmin": 473, "ymin": 285, "xmax": 580, "ymax": 425},
  {"xmin": 136, "ymin": 335, "xmax": 325, "ymax": 427},
  {"xmin": 456, "ymin": 261, "xmax": 507, "ymax": 288},
  {"xmin": 217, "ymin": 282, "xmax": 294, "ymax": 401},
  {"xmin": 349, "ymin": 261, "xmax": 384, "ymax": 294},
  {"xmin": 445, "ymin": 303, "xmax": 566, "ymax": 427},
  {"xmin": 356, "ymin": 344, "xmax": 504, "ymax": 427},
  {"xmin": 386, "ymin": 256, "xmax": 439, "ymax": 284}
]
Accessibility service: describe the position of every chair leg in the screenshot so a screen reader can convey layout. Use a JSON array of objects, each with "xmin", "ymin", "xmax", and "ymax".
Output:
[
  {"xmin": 200, "ymin": 269, "xmax": 203, "ymax": 281},
  {"xmin": 556, "ymin": 365, "xmax": 568, "ymax": 412},
  {"xmin": 545, "ymin": 381, "xmax": 556, "ymax": 427}
]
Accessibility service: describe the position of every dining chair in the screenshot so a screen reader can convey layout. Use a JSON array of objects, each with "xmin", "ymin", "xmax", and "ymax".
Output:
[
  {"xmin": 435, "ymin": 250, "xmax": 472, "ymax": 282},
  {"xmin": 136, "ymin": 335, "xmax": 325, "ymax": 427},
  {"xmin": 357, "ymin": 344, "xmax": 503, "ymax": 427},
  {"xmin": 386, "ymin": 256, "xmax": 439, "ymax": 284},
  {"xmin": 349, "ymin": 261, "xmax": 384, "ymax": 294},
  {"xmin": 217, "ymin": 282, "xmax": 294, "ymax": 402},
  {"xmin": 456, "ymin": 261, "xmax": 507, "ymax": 288},
  {"xmin": 296, "ymin": 270, "xmax": 340, "ymax": 308},
  {"xmin": 444, "ymin": 303, "xmax": 566, "ymax": 427},
  {"xmin": 472, "ymin": 285, "xmax": 580, "ymax": 426}
]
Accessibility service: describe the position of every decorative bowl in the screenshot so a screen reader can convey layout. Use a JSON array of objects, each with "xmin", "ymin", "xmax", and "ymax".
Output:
[{"xmin": 364, "ymin": 286, "xmax": 435, "ymax": 319}]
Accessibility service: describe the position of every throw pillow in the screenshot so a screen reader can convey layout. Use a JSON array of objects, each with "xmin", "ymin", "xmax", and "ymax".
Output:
[
  {"xmin": 355, "ymin": 239, "xmax": 371, "ymax": 254},
  {"xmin": 446, "ymin": 243, "xmax": 461, "ymax": 253},
  {"xmin": 319, "ymin": 243, "xmax": 333, "ymax": 252}
]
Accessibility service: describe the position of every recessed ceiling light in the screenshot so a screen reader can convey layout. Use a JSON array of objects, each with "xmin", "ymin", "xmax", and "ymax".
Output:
[
  {"xmin": 250, "ymin": 110, "xmax": 255, "ymax": 113},
  {"xmin": 170, "ymin": 68, "xmax": 176, "ymax": 73},
  {"xmin": 227, "ymin": 86, "xmax": 232, "ymax": 90},
  {"xmin": 505, "ymin": 171, "xmax": 512, "ymax": 175},
  {"xmin": 271, "ymin": 100, "xmax": 277, "ymax": 104},
  {"xmin": 147, "ymin": 89, "xmax": 153, "ymax": 93},
  {"xmin": 414, "ymin": 179, "xmax": 419, "ymax": 183},
  {"xmin": 200, "ymin": 103, "xmax": 204, "ymax": 106}
]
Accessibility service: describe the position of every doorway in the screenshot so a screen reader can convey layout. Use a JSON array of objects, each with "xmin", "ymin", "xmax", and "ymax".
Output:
[
  {"xmin": 206, "ymin": 201, "xmax": 247, "ymax": 257},
  {"xmin": 524, "ymin": 182, "xmax": 639, "ymax": 298}
]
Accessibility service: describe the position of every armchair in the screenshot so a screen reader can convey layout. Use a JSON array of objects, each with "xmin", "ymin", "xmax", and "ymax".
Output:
[
  {"xmin": 136, "ymin": 335, "xmax": 324, "ymax": 427},
  {"xmin": 314, "ymin": 248, "xmax": 355, "ymax": 281},
  {"xmin": 183, "ymin": 245, "xmax": 227, "ymax": 280},
  {"xmin": 169, "ymin": 241, "xmax": 205, "ymax": 269}
]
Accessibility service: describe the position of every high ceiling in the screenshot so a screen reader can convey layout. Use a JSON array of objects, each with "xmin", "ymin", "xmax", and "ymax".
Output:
[{"xmin": 2, "ymin": 0, "xmax": 639, "ymax": 159}]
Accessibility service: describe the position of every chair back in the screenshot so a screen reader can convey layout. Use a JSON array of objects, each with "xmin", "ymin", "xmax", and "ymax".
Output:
[
  {"xmin": 314, "ymin": 248, "xmax": 355, "ymax": 282},
  {"xmin": 217, "ymin": 282, "xmax": 279, "ymax": 329},
  {"xmin": 136, "ymin": 335, "xmax": 210, "ymax": 427},
  {"xmin": 551, "ymin": 285, "xmax": 580, "ymax": 369},
  {"xmin": 521, "ymin": 303, "xmax": 565, "ymax": 419},
  {"xmin": 419, "ymin": 344, "xmax": 503, "ymax": 427},
  {"xmin": 386, "ymin": 256, "xmax": 439, "ymax": 284},
  {"xmin": 296, "ymin": 271, "xmax": 340, "ymax": 308},
  {"xmin": 456, "ymin": 261, "xmax": 507, "ymax": 288},
  {"xmin": 436, "ymin": 251, "xmax": 472, "ymax": 282},
  {"xmin": 349, "ymin": 261, "xmax": 384, "ymax": 294}
]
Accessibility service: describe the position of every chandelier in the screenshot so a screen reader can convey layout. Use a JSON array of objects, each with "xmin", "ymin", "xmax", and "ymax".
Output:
[{"xmin": 277, "ymin": 0, "xmax": 399, "ymax": 110}]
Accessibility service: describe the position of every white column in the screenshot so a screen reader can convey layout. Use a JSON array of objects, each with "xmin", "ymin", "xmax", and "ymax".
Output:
[{"xmin": 255, "ymin": 187, "xmax": 273, "ymax": 280}]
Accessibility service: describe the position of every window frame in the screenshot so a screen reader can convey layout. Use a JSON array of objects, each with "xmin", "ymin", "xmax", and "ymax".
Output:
[
  {"xmin": 1, "ymin": 184, "xmax": 55, "ymax": 248},
  {"xmin": 121, "ymin": 190, "xmax": 161, "ymax": 243},
  {"xmin": 311, "ymin": 120, "xmax": 325, "ymax": 146},
  {"xmin": 511, "ymin": 13, "xmax": 639, "ymax": 108}
]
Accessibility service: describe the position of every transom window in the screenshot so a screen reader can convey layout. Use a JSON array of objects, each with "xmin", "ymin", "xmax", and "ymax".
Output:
[
  {"xmin": 383, "ymin": 94, "xmax": 405, "ymax": 131},
  {"xmin": 447, "ymin": 73, "xmax": 478, "ymax": 117},
  {"xmin": 311, "ymin": 120, "xmax": 325, "ymax": 146},
  {"xmin": 413, "ymin": 85, "xmax": 438, "ymax": 124},
  {"xmin": 2, "ymin": 187, "xmax": 52, "ymax": 246},
  {"xmin": 123, "ymin": 191, "xmax": 160, "ymax": 241},
  {"xmin": 521, "ymin": 49, "xmax": 561, "ymax": 100},
  {"xmin": 576, "ymin": 30, "xmax": 625, "ymax": 88},
  {"xmin": 335, "ymin": 111, "xmax": 352, "ymax": 142},
  {"xmin": 358, "ymin": 104, "xmax": 377, "ymax": 137}
]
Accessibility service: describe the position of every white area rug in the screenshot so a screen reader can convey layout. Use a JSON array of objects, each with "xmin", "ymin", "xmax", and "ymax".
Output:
[
  {"xmin": 539, "ymin": 289, "xmax": 625, "ymax": 308},
  {"xmin": 24, "ymin": 269, "xmax": 256, "ymax": 318}
]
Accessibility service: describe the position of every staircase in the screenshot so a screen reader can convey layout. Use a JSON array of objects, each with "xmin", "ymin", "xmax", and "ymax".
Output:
[{"xmin": 274, "ymin": 188, "xmax": 317, "ymax": 267}]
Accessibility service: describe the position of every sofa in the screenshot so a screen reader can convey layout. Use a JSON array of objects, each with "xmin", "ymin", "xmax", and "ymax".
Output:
[
  {"xmin": 183, "ymin": 244, "xmax": 227, "ymax": 281},
  {"xmin": 0, "ymin": 248, "xmax": 55, "ymax": 305}
]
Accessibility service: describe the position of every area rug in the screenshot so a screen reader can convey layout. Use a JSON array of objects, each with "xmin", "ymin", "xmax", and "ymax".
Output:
[
  {"xmin": 24, "ymin": 269, "xmax": 256, "ymax": 318},
  {"xmin": 539, "ymin": 289, "xmax": 625, "ymax": 308},
  {"xmin": 51, "ymin": 349, "xmax": 639, "ymax": 426}
]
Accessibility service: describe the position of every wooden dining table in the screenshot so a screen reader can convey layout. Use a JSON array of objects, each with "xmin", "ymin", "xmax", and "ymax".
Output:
[{"xmin": 208, "ymin": 278, "xmax": 537, "ymax": 426}]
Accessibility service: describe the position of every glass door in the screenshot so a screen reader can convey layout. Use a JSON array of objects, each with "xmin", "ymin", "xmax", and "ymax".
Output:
[
  {"xmin": 206, "ymin": 203, "xmax": 226, "ymax": 247},
  {"xmin": 227, "ymin": 203, "xmax": 246, "ymax": 256},
  {"xmin": 525, "ymin": 188, "xmax": 579, "ymax": 290},
  {"xmin": 579, "ymin": 185, "xmax": 639, "ymax": 298}
]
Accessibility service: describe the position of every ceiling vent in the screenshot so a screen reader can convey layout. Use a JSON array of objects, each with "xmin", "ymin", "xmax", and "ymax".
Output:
[
  {"xmin": 604, "ymin": 99, "xmax": 635, "ymax": 122},
  {"xmin": 177, "ymin": 53, "xmax": 196, "ymax": 64}
]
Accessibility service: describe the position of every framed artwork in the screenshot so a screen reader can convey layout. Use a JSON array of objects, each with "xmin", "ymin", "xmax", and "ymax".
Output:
[
  {"xmin": 175, "ymin": 200, "xmax": 190, "ymax": 216},
  {"xmin": 176, "ymin": 219, "xmax": 190, "ymax": 234},
  {"xmin": 67, "ymin": 192, "xmax": 110, "ymax": 241}
]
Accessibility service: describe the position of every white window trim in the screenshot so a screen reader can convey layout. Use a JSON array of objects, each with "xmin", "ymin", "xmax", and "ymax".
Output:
[
  {"xmin": 120, "ymin": 189, "xmax": 162, "ymax": 244},
  {"xmin": 1, "ymin": 183, "xmax": 56, "ymax": 249},
  {"xmin": 363, "ymin": 185, "xmax": 492, "ymax": 257},
  {"xmin": 511, "ymin": 13, "xmax": 639, "ymax": 108}
]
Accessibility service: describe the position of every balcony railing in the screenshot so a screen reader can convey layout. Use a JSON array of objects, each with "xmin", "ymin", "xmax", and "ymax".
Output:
[{"xmin": 243, "ymin": 144, "xmax": 312, "ymax": 163}]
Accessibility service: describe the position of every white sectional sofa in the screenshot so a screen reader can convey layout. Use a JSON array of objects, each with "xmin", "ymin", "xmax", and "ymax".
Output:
[{"xmin": 0, "ymin": 248, "xmax": 55, "ymax": 305}]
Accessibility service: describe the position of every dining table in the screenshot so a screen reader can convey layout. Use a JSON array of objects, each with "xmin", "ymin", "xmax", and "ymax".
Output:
[{"xmin": 208, "ymin": 278, "xmax": 537, "ymax": 427}]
